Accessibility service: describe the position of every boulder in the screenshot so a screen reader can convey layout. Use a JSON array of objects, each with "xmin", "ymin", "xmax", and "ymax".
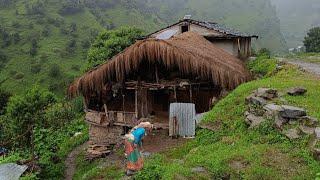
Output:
[
  {"xmin": 299, "ymin": 116, "xmax": 319, "ymax": 127},
  {"xmin": 245, "ymin": 114, "xmax": 266, "ymax": 128},
  {"xmin": 279, "ymin": 105, "xmax": 307, "ymax": 119},
  {"xmin": 254, "ymin": 88, "xmax": 278, "ymax": 99},
  {"xmin": 315, "ymin": 127, "xmax": 320, "ymax": 139},
  {"xmin": 191, "ymin": 166, "xmax": 207, "ymax": 173},
  {"xmin": 299, "ymin": 125, "xmax": 315, "ymax": 135},
  {"xmin": 245, "ymin": 95, "xmax": 267, "ymax": 106},
  {"xmin": 274, "ymin": 115, "xmax": 288, "ymax": 129},
  {"xmin": 264, "ymin": 104, "xmax": 283, "ymax": 117},
  {"xmin": 283, "ymin": 128, "xmax": 301, "ymax": 140},
  {"xmin": 287, "ymin": 87, "xmax": 307, "ymax": 96}
]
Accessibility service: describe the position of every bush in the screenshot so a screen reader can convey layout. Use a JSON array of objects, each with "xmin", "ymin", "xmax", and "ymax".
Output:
[
  {"xmin": 5, "ymin": 86, "xmax": 56, "ymax": 148},
  {"xmin": 66, "ymin": 39, "xmax": 77, "ymax": 54},
  {"xmin": 304, "ymin": 27, "xmax": 320, "ymax": 53},
  {"xmin": 0, "ymin": 50, "xmax": 8, "ymax": 69},
  {"xmin": 48, "ymin": 64, "xmax": 61, "ymax": 78},
  {"xmin": 258, "ymin": 48, "xmax": 271, "ymax": 58},
  {"xmin": 247, "ymin": 55, "xmax": 277, "ymax": 77},
  {"xmin": 0, "ymin": 89, "xmax": 11, "ymax": 115},
  {"xmin": 30, "ymin": 63, "xmax": 42, "ymax": 74},
  {"xmin": 44, "ymin": 102, "xmax": 75, "ymax": 129},
  {"xmin": 13, "ymin": 72, "xmax": 24, "ymax": 79}
]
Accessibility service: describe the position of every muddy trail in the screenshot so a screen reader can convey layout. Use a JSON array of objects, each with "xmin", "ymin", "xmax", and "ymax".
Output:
[
  {"xmin": 278, "ymin": 58, "xmax": 320, "ymax": 76},
  {"xmin": 64, "ymin": 142, "xmax": 89, "ymax": 180}
]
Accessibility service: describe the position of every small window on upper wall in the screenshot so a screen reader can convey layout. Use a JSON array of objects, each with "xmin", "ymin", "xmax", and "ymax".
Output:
[{"xmin": 181, "ymin": 25, "xmax": 189, "ymax": 33}]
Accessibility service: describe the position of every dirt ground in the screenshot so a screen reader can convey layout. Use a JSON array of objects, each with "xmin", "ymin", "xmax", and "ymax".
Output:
[{"xmin": 142, "ymin": 129, "xmax": 188, "ymax": 153}]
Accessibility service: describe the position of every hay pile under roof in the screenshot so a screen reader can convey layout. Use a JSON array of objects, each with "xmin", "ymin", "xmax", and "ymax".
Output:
[{"xmin": 69, "ymin": 32, "xmax": 251, "ymax": 97}]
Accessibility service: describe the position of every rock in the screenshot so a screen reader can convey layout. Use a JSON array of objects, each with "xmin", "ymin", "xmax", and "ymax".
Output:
[
  {"xmin": 287, "ymin": 87, "xmax": 307, "ymax": 96},
  {"xmin": 245, "ymin": 114, "xmax": 266, "ymax": 128},
  {"xmin": 283, "ymin": 128, "xmax": 301, "ymax": 140},
  {"xmin": 255, "ymin": 88, "xmax": 278, "ymax": 99},
  {"xmin": 299, "ymin": 116, "xmax": 319, "ymax": 127},
  {"xmin": 279, "ymin": 105, "xmax": 307, "ymax": 119},
  {"xmin": 264, "ymin": 104, "xmax": 283, "ymax": 118},
  {"xmin": 274, "ymin": 115, "xmax": 288, "ymax": 129},
  {"xmin": 191, "ymin": 166, "xmax": 207, "ymax": 173},
  {"xmin": 245, "ymin": 95, "xmax": 267, "ymax": 106},
  {"xmin": 299, "ymin": 125, "xmax": 315, "ymax": 135},
  {"xmin": 315, "ymin": 127, "xmax": 320, "ymax": 139}
]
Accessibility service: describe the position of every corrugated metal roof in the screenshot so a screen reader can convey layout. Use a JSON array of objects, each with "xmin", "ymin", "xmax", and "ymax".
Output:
[{"xmin": 0, "ymin": 163, "xmax": 28, "ymax": 180}]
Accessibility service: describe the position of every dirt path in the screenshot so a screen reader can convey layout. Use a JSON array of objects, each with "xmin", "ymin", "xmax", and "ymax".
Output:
[
  {"xmin": 64, "ymin": 142, "xmax": 89, "ymax": 180},
  {"xmin": 279, "ymin": 58, "xmax": 320, "ymax": 76}
]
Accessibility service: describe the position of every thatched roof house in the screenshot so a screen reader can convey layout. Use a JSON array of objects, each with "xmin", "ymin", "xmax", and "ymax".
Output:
[
  {"xmin": 70, "ymin": 32, "xmax": 250, "ymax": 98},
  {"xmin": 69, "ymin": 31, "xmax": 252, "ymax": 156}
]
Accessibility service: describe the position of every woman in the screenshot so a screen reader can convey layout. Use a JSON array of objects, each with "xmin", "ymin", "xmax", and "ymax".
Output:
[{"xmin": 124, "ymin": 122, "xmax": 153, "ymax": 175}]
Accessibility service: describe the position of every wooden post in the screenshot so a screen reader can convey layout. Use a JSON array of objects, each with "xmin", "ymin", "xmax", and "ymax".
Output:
[
  {"xmin": 189, "ymin": 85, "xmax": 193, "ymax": 103},
  {"xmin": 135, "ymin": 87, "xmax": 138, "ymax": 119},
  {"xmin": 122, "ymin": 94, "xmax": 125, "ymax": 112},
  {"xmin": 173, "ymin": 86, "xmax": 177, "ymax": 102}
]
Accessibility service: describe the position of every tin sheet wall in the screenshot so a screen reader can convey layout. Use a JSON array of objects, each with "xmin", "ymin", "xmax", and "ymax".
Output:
[{"xmin": 169, "ymin": 103, "xmax": 196, "ymax": 137}]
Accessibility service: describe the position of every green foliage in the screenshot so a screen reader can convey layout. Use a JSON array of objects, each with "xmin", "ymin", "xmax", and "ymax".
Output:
[
  {"xmin": 44, "ymin": 102, "xmax": 76, "ymax": 129},
  {"xmin": 34, "ymin": 117, "xmax": 88, "ymax": 179},
  {"xmin": 0, "ymin": 50, "xmax": 8, "ymax": 69},
  {"xmin": 48, "ymin": 64, "xmax": 61, "ymax": 78},
  {"xmin": 258, "ymin": 48, "xmax": 271, "ymax": 58},
  {"xmin": 86, "ymin": 26, "xmax": 144, "ymax": 68},
  {"xmin": 247, "ymin": 55, "xmax": 277, "ymax": 77},
  {"xmin": 304, "ymin": 27, "xmax": 320, "ymax": 53},
  {"xmin": 5, "ymin": 86, "xmax": 56, "ymax": 147},
  {"xmin": 0, "ymin": 88, "xmax": 11, "ymax": 115}
]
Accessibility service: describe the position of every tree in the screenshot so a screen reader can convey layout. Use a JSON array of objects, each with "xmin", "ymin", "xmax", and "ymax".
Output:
[
  {"xmin": 87, "ymin": 26, "xmax": 144, "ymax": 68},
  {"xmin": 304, "ymin": 27, "xmax": 320, "ymax": 53}
]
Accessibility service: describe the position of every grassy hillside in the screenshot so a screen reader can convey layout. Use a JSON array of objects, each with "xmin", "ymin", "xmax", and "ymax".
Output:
[
  {"xmin": 69, "ymin": 56, "xmax": 320, "ymax": 179},
  {"xmin": 0, "ymin": 0, "xmax": 287, "ymax": 96}
]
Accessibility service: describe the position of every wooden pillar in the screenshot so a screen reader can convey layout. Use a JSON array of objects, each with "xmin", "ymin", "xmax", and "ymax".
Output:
[
  {"xmin": 189, "ymin": 85, "xmax": 193, "ymax": 103},
  {"xmin": 173, "ymin": 86, "xmax": 177, "ymax": 102},
  {"xmin": 135, "ymin": 86, "xmax": 138, "ymax": 119}
]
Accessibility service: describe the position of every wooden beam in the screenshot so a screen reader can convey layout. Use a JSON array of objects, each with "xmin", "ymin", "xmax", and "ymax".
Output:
[{"xmin": 155, "ymin": 64, "xmax": 159, "ymax": 83}]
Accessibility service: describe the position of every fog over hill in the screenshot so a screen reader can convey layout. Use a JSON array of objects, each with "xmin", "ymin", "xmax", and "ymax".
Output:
[{"xmin": 270, "ymin": 0, "xmax": 320, "ymax": 48}]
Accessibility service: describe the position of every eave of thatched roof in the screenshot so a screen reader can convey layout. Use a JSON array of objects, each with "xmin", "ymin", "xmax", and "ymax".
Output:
[{"xmin": 69, "ymin": 32, "xmax": 251, "ymax": 97}]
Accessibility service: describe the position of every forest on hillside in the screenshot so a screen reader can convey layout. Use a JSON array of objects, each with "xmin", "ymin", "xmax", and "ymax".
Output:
[{"xmin": 0, "ymin": 0, "xmax": 286, "ymax": 96}]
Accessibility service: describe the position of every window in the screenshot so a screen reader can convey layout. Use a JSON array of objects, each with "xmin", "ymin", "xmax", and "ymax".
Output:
[{"xmin": 181, "ymin": 25, "xmax": 189, "ymax": 33}]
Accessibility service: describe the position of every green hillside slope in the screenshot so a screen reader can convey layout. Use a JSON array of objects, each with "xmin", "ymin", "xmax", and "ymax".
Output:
[{"xmin": 0, "ymin": 0, "xmax": 286, "ymax": 96}]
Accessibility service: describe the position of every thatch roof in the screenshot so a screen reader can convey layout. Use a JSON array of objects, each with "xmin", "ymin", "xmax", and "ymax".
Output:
[{"xmin": 69, "ymin": 32, "xmax": 251, "ymax": 97}]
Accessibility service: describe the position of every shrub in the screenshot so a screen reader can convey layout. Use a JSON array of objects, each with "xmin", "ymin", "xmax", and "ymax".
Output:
[
  {"xmin": 44, "ymin": 102, "xmax": 75, "ymax": 129},
  {"xmin": 13, "ymin": 72, "xmax": 24, "ymax": 79},
  {"xmin": 66, "ymin": 39, "xmax": 77, "ymax": 54},
  {"xmin": 304, "ymin": 27, "xmax": 320, "ymax": 53},
  {"xmin": 0, "ymin": 50, "xmax": 8, "ymax": 69},
  {"xmin": 247, "ymin": 55, "xmax": 277, "ymax": 77},
  {"xmin": 0, "ymin": 89, "xmax": 11, "ymax": 115},
  {"xmin": 48, "ymin": 64, "xmax": 61, "ymax": 78},
  {"xmin": 5, "ymin": 86, "xmax": 56, "ymax": 148},
  {"xmin": 258, "ymin": 48, "xmax": 271, "ymax": 58},
  {"xmin": 30, "ymin": 63, "xmax": 42, "ymax": 74},
  {"xmin": 71, "ymin": 64, "xmax": 80, "ymax": 71}
]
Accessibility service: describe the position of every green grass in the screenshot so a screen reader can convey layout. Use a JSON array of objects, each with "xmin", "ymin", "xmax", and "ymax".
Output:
[
  {"xmin": 73, "ymin": 152, "xmax": 124, "ymax": 180},
  {"xmin": 135, "ymin": 63, "xmax": 320, "ymax": 179}
]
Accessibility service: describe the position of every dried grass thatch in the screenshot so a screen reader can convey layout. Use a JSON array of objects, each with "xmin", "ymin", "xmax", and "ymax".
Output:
[{"xmin": 69, "ymin": 32, "xmax": 251, "ymax": 97}]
